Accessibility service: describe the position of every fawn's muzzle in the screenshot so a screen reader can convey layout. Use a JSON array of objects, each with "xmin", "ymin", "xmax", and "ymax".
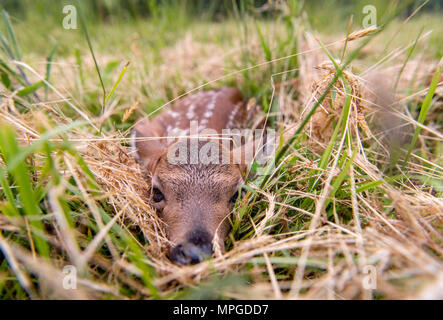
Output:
[{"xmin": 169, "ymin": 228, "xmax": 213, "ymax": 265}]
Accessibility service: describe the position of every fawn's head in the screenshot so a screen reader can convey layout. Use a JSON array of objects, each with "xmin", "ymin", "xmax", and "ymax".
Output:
[{"xmin": 132, "ymin": 128, "xmax": 246, "ymax": 265}]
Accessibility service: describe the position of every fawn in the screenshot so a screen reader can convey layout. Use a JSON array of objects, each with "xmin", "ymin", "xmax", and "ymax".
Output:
[{"xmin": 131, "ymin": 87, "xmax": 266, "ymax": 265}]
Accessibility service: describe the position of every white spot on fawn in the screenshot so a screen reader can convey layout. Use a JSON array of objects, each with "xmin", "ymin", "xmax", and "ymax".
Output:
[
  {"xmin": 198, "ymin": 91, "xmax": 220, "ymax": 130},
  {"xmin": 165, "ymin": 90, "xmax": 224, "ymax": 137},
  {"xmin": 186, "ymin": 104, "xmax": 196, "ymax": 120},
  {"xmin": 226, "ymin": 103, "xmax": 240, "ymax": 129},
  {"xmin": 169, "ymin": 111, "xmax": 179, "ymax": 118},
  {"xmin": 207, "ymin": 93, "xmax": 218, "ymax": 112},
  {"xmin": 169, "ymin": 127, "xmax": 189, "ymax": 138},
  {"xmin": 200, "ymin": 119, "xmax": 208, "ymax": 130}
]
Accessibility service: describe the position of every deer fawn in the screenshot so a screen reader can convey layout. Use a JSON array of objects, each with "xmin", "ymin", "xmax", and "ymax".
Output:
[{"xmin": 131, "ymin": 87, "xmax": 264, "ymax": 265}]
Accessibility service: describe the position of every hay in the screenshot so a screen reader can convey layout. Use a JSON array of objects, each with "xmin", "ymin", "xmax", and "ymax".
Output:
[{"xmin": 309, "ymin": 60, "xmax": 366, "ymax": 147}]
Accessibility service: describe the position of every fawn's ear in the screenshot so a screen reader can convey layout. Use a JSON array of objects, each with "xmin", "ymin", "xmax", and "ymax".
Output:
[{"xmin": 131, "ymin": 118, "xmax": 166, "ymax": 174}]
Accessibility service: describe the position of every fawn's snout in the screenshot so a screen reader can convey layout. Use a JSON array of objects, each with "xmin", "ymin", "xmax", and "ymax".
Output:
[{"xmin": 169, "ymin": 228, "xmax": 213, "ymax": 264}]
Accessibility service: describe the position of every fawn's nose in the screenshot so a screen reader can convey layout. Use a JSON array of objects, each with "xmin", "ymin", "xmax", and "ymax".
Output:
[{"xmin": 169, "ymin": 228, "xmax": 213, "ymax": 265}]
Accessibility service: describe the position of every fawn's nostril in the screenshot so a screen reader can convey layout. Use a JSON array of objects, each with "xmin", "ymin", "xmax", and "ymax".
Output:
[
  {"xmin": 169, "ymin": 244, "xmax": 188, "ymax": 265},
  {"xmin": 169, "ymin": 229, "xmax": 213, "ymax": 265},
  {"xmin": 187, "ymin": 244, "xmax": 211, "ymax": 264},
  {"xmin": 169, "ymin": 242, "xmax": 212, "ymax": 265}
]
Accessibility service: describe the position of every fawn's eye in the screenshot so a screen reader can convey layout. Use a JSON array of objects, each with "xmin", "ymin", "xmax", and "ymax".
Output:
[
  {"xmin": 152, "ymin": 187, "xmax": 164, "ymax": 203},
  {"xmin": 230, "ymin": 192, "xmax": 239, "ymax": 203}
]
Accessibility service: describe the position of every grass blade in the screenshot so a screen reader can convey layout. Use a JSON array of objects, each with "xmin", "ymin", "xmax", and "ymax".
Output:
[
  {"xmin": 103, "ymin": 61, "xmax": 130, "ymax": 105},
  {"xmin": 402, "ymin": 58, "xmax": 442, "ymax": 167},
  {"xmin": 0, "ymin": 124, "xmax": 49, "ymax": 258},
  {"xmin": 44, "ymin": 44, "xmax": 58, "ymax": 100}
]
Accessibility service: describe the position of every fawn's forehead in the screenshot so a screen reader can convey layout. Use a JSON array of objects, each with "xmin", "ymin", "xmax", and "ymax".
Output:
[
  {"xmin": 154, "ymin": 163, "xmax": 241, "ymax": 203},
  {"xmin": 152, "ymin": 138, "xmax": 243, "ymax": 196},
  {"xmin": 156, "ymin": 139, "xmax": 238, "ymax": 181},
  {"xmin": 156, "ymin": 159, "xmax": 242, "ymax": 190}
]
